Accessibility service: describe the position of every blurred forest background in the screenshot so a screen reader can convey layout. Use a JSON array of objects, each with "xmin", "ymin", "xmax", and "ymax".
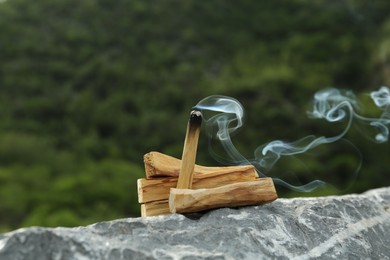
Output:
[{"xmin": 1, "ymin": 0, "xmax": 390, "ymax": 232}]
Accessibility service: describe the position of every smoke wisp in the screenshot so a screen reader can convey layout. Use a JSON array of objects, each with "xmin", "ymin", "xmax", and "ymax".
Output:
[{"xmin": 193, "ymin": 87, "xmax": 390, "ymax": 192}]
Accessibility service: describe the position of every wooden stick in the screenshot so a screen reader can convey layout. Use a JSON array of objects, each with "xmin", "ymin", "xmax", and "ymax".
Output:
[
  {"xmin": 138, "ymin": 167, "xmax": 257, "ymax": 203},
  {"xmin": 144, "ymin": 151, "xmax": 258, "ymax": 178},
  {"xmin": 144, "ymin": 152, "xmax": 182, "ymax": 178},
  {"xmin": 169, "ymin": 178, "xmax": 277, "ymax": 214},
  {"xmin": 176, "ymin": 110, "xmax": 202, "ymax": 189},
  {"xmin": 141, "ymin": 200, "xmax": 170, "ymax": 217}
]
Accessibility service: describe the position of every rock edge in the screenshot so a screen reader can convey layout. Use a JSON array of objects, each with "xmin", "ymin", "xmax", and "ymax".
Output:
[{"xmin": 1, "ymin": 187, "xmax": 390, "ymax": 259}]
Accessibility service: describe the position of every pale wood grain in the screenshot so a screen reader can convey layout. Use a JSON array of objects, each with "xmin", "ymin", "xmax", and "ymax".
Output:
[
  {"xmin": 144, "ymin": 151, "xmax": 257, "ymax": 178},
  {"xmin": 138, "ymin": 167, "xmax": 257, "ymax": 203},
  {"xmin": 169, "ymin": 178, "xmax": 277, "ymax": 214},
  {"xmin": 176, "ymin": 112, "xmax": 201, "ymax": 189},
  {"xmin": 140, "ymin": 200, "xmax": 170, "ymax": 217}
]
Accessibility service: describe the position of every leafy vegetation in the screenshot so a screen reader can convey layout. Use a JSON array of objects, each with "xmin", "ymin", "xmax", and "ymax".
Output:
[{"xmin": 0, "ymin": 0, "xmax": 390, "ymax": 232}]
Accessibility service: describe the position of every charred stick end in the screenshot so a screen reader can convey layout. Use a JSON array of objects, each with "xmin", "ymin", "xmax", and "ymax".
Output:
[{"xmin": 189, "ymin": 110, "xmax": 203, "ymax": 127}]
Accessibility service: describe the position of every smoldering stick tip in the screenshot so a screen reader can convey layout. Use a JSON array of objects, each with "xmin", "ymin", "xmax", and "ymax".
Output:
[
  {"xmin": 189, "ymin": 110, "xmax": 203, "ymax": 125},
  {"xmin": 190, "ymin": 109, "xmax": 202, "ymax": 117}
]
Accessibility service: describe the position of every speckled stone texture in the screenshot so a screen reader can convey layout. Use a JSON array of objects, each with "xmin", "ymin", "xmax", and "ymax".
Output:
[{"xmin": 1, "ymin": 187, "xmax": 390, "ymax": 260}]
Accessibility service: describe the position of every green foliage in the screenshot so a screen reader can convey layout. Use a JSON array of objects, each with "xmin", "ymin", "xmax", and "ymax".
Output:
[{"xmin": 0, "ymin": 0, "xmax": 390, "ymax": 231}]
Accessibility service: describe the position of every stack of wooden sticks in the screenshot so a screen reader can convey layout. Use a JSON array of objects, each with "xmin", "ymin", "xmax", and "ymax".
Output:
[{"xmin": 137, "ymin": 111, "xmax": 277, "ymax": 217}]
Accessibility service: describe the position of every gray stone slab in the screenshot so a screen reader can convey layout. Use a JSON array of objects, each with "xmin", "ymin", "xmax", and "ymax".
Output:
[{"xmin": 1, "ymin": 187, "xmax": 390, "ymax": 259}]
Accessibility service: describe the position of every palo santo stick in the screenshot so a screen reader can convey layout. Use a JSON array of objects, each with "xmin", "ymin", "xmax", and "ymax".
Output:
[
  {"xmin": 176, "ymin": 110, "xmax": 202, "ymax": 189},
  {"xmin": 144, "ymin": 152, "xmax": 182, "ymax": 178},
  {"xmin": 144, "ymin": 151, "xmax": 258, "ymax": 178},
  {"xmin": 138, "ymin": 166, "xmax": 257, "ymax": 203},
  {"xmin": 141, "ymin": 200, "xmax": 169, "ymax": 217},
  {"xmin": 169, "ymin": 178, "xmax": 277, "ymax": 214}
]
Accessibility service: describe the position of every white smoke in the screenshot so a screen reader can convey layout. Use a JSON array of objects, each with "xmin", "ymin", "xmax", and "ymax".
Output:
[{"xmin": 194, "ymin": 86, "xmax": 390, "ymax": 192}]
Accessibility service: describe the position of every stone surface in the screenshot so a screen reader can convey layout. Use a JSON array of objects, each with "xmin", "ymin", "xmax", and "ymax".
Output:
[{"xmin": 1, "ymin": 187, "xmax": 390, "ymax": 260}]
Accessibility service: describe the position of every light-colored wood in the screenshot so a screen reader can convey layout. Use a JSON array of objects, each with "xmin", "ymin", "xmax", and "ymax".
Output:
[
  {"xmin": 176, "ymin": 111, "xmax": 202, "ymax": 189},
  {"xmin": 169, "ymin": 178, "xmax": 277, "ymax": 214},
  {"xmin": 137, "ymin": 167, "xmax": 258, "ymax": 203},
  {"xmin": 141, "ymin": 200, "xmax": 170, "ymax": 217},
  {"xmin": 144, "ymin": 152, "xmax": 181, "ymax": 178},
  {"xmin": 144, "ymin": 151, "xmax": 258, "ymax": 178},
  {"xmin": 140, "ymin": 178, "xmax": 277, "ymax": 217}
]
